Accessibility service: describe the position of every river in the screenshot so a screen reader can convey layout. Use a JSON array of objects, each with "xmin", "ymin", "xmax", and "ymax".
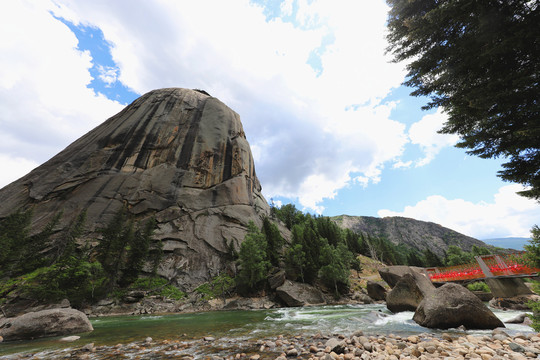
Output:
[{"xmin": 0, "ymin": 304, "xmax": 533, "ymax": 358}]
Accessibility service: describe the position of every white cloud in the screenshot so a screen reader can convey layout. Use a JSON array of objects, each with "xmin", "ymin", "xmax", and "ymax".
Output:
[
  {"xmin": 378, "ymin": 184, "xmax": 539, "ymax": 239},
  {"xmin": 408, "ymin": 108, "xmax": 459, "ymax": 166},
  {"xmin": 0, "ymin": 0, "xmax": 123, "ymax": 186},
  {"xmin": 0, "ymin": 155, "xmax": 39, "ymax": 187},
  {"xmin": 34, "ymin": 0, "xmax": 409, "ymax": 213},
  {"xmin": 97, "ymin": 65, "xmax": 119, "ymax": 85}
]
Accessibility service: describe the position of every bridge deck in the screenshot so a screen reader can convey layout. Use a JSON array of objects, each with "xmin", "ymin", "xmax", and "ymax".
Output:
[{"xmin": 426, "ymin": 252, "xmax": 540, "ymax": 283}]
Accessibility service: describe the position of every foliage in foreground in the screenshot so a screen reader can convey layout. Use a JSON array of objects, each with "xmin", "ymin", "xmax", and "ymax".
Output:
[
  {"xmin": 386, "ymin": 0, "xmax": 540, "ymax": 200},
  {"xmin": 524, "ymin": 227, "xmax": 540, "ymax": 331}
]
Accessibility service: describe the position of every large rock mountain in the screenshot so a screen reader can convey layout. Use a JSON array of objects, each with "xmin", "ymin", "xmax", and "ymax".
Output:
[
  {"xmin": 333, "ymin": 215, "xmax": 488, "ymax": 256},
  {"xmin": 0, "ymin": 88, "xmax": 270, "ymax": 289}
]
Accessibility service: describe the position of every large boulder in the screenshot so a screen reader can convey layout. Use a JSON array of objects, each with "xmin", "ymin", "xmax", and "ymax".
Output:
[
  {"xmin": 0, "ymin": 88, "xmax": 277, "ymax": 291},
  {"xmin": 378, "ymin": 266, "xmax": 426, "ymax": 288},
  {"xmin": 0, "ymin": 308, "xmax": 93, "ymax": 341},
  {"xmin": 268, "ymin": 269, "xmax": 286, "ymax": 290},
  {"xmin": 276, "ymin": 280, "xmax": 326, "ymax": 307},
  {"xmin": 413, "ymin": 283, "xmax": 505, "ymax": 330},
  {"xmin": 366, "ymin": 281, "xmax": 387, "ymax": 301},
  {"xmin": 386, "ymin": 272, "xmax": 435, "ymax": 313}
]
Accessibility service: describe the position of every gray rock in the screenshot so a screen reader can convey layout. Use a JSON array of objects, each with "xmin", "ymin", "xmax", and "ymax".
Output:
[
  {"xmin": 268, "ymin": 269, "xmax": 286, "ymax": 289},
  {"xmin": 81, "ymin": 343, "xmax": 95, "ymax": 352},
  {"xmin": 378, "ymin": 266, "xmax": 427, "ymax": 288},
  {"xmin": 386, "ymin": 272, "xmax": 435, "ymax": 313},
  {"xmin": 325, "ymin": 338, "xmax": 346, "ymax": 354},
  {"xmin": 413, "ymin": 283, "xmax": 505, "ymax": 330},
  {"xmin": 0, "ymin": 308, "xmax": 93, "ymax": 341},
  {"xmin": 352, "ymin": 292, "xmax": 374, "ymax": 304},
  {"xmin": 509, "ymin": 342, "xmax": 526, "ymax": 353},
  {"xmin": 505, "ymin": 313, "xmax": 529, "ymax": 324},
  {"xmin": 0, "ymin": 88, "xmax": 276, "ymax": 291},
  {"xmin": 59, "ymin": 335, "xmax": 80, "ymax": 342},
  {"xmin": 471, "ymin": 291, "xmax": 493, "ymax": 302},
  {"xmin": 276, "ymin": 280, "xmax": 326, "ymax": 307},
  {"xmin": 366, "ymin": 281, "xmax": 387, "ymax": 301},
  {"xmin": 286, "ymin": 348, "xmax": 298, "ymax": 357}
]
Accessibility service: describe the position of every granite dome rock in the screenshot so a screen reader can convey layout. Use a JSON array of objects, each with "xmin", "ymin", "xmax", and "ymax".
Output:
[{"xmin": 0, "ymin": 88, "xmax": 270, "ymax": 289}]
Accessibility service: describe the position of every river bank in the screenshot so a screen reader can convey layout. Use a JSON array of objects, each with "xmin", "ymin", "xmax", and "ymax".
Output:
[
  {"xmin": 2, "ymin": 327, "xmax": 539, "ymax": 359},
  {"xmin": 1, "ymin": 304, "xmax": 537, "ymax": 359}
]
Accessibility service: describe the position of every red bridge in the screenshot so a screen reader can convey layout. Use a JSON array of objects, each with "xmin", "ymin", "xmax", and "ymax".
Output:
[
  {"xmin": 424, "ymin": 252, "xmax": 539, "ymax": 298},
  {"xmin": 426, "ymin": 252, "xmax": 539, "ymax": 283}
]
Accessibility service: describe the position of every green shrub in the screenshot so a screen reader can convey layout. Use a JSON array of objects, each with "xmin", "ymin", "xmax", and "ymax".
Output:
[
  {"xmin": 527, "ymin": 300, "xmax": 540, "ymax": 332},
  {"xmin": 195, "ymin": 274, "xmax": 235, "ymax": 300},
  {"xmin": 160, "ymin": 285, "xmax": 186, "ymax": 300},
  {"xmin": 467, "ymin": 282, "xmax": 490, "ymax": 292}
]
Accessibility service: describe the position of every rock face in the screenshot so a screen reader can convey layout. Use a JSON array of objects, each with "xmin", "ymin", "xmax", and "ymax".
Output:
[
  {"xmin": 0, "ymin": 308, "xmax": 93, "ymax": 341},
  {"xmin": 334, "ymin": 215, "xmax": 490, "ymax": 257},
  {"xmin": 386, "ymin": 273, "xmax": 435, "ymax": 313},
  {"xmin": 275, "ymin": 280, "xmax": 326, "ymax": 307},
  {"xmin": 413, "ymin": 283, "xmax": 505, "ymax": 330},
  {"xmin": 0, "ymin": 88, "xmax": 270, "ymax": 290}
]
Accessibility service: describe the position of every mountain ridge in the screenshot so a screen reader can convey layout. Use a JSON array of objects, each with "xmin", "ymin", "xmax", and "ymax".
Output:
[{"xmin": 332, "ymin": 214, "xmax": 490, "ymax": 257}]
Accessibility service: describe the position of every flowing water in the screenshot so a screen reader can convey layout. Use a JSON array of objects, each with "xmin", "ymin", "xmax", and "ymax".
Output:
[{"xmin": 0, "ymin": 304, "xmax": 533, "ymax": 357}]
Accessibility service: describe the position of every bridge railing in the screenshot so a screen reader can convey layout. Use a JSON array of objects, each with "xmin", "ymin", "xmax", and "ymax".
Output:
[{"xmin": 426, "ymin": 252, "xmax": 539, "ymax": 282}]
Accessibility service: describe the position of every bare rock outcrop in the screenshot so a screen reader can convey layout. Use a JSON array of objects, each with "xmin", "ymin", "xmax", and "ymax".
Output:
[
  {"xmin": 0, "ymin": 308, "xmax": 93, "ymax": 341},
  {"xmin": 413, "ymin": 283, "xmax": 505, "ymax": 330},
  {"xmin": 0, "ymin": 88, "xmax": 271, "ymax": 290}
]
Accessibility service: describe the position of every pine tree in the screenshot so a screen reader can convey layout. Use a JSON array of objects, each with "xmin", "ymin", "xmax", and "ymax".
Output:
[
  {"xmin": 318, "ymin": 242, "xmax": 352, "ymax": 296},
  {"xmin": 386, "ymin": 0, "xmax": 540, "ymax": 199},
  {"xmin": 121, "ymin": 217, "xmax": 156, "ymax": 286},
  {"xmin": 261, "ymin": 217, "xmax": 284, "ymax": 267},
  {"xmin": 236, "ymin": 222, "xmax": 270, "ymax": 291}
]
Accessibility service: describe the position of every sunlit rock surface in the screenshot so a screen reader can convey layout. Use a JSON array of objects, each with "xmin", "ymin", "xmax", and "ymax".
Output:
[{"xmin": 0, "ymin": 88, "xmax": 270, "ymax": 289}]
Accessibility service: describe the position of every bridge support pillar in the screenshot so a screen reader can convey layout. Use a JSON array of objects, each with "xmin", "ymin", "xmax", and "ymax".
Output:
[{"xmin": 484, "ymin": 278, "xmax": 533, "ymax": 298}]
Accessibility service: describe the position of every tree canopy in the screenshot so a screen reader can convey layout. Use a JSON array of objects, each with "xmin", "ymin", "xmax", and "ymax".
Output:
[{"xmin": 386, "ymin": 0, "xmax": 540, "ymax": 200}]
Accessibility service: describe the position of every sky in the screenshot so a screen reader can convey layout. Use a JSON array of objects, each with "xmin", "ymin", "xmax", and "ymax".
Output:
[{"xmin": 0, "ymin": 0, "xmax": 538, "ymax": 241}]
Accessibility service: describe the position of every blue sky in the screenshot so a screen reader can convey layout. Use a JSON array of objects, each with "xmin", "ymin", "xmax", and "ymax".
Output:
[{"xmin": 0, "ymin": 0, "xmax": 538, "ymax": 240}]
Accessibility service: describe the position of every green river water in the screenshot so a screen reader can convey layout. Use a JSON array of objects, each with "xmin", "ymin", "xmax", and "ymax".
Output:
[{"xmin": 0, "ymin": 304, "xmax": 533, "ymax": 358}]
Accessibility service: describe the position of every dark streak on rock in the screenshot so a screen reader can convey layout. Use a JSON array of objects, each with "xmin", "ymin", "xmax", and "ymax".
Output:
[
  {"xmin": 177, "ymin": 98, "xmax": 209, "ymax": 170},
  {"xmin": 223, "ymin": 140, "xmax": 233, "ymax": 181}
]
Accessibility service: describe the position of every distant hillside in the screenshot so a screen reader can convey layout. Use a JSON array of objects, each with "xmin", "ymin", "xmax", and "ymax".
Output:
[
  {"xmin": 333, "ymin": 215, "xmax": 490, "ymax": 257},
  {"xmin": 481, "ymin": 237, "xmax": 531, "ymax": 251}
]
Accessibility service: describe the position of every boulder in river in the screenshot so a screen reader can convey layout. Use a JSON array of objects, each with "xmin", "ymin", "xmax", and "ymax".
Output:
[
  {"xmin": 413, "ymin": 283, "xmax": 504, "ymax": 330},
  {"xmin": 366, "ymin": 280, "xmax": 387, "ymax": 301},
  {"xmin": 386, "ymin": 272, "xmax": 435, "ymax": 313},
  {"xmin": 0, "ymin": 308, "xmax": 93, "ymax": 341},
  {"xmin": 378, "ymin": 266, "xmax": 426, "ymax": 288},
  {"xmin": 275, "ymin": 280, "xmax": 326, "ymax": 307}
]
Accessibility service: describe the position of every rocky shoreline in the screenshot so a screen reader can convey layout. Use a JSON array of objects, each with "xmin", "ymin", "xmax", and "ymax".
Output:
[{"xmin": 2, "ymin": 328, "xmax": 539, "ymax": 360}]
